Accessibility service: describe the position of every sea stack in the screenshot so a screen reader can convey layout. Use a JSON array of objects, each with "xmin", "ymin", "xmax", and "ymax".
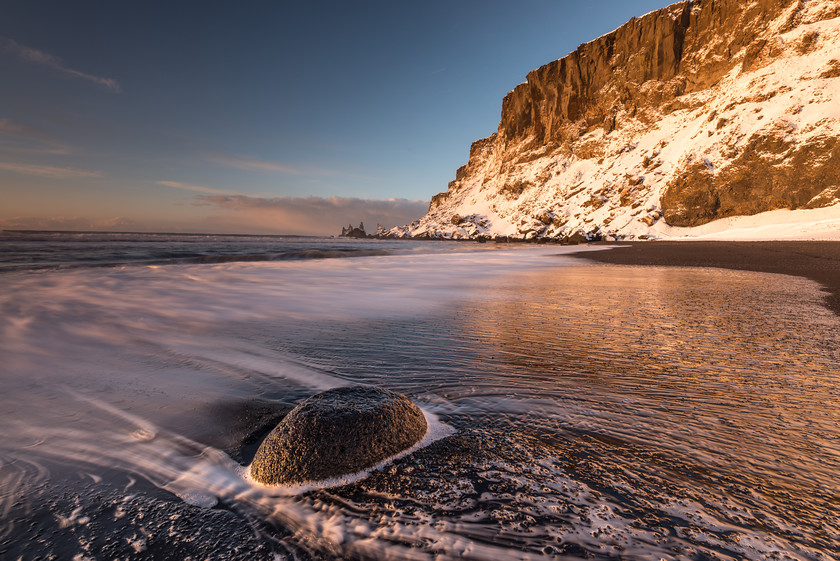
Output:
[{"xmin": 250, "ymin": 386, "xmax": 427, "ymax": 485}]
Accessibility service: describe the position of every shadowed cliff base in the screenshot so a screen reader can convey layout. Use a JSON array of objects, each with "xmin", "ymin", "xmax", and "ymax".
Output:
[{"xmin": 567, "ymin": 241, "xmax": 840, "ymax": 317}]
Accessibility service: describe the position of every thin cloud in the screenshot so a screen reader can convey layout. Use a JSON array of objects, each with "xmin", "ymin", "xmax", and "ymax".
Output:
[
  {"xmin": 1, "ymin": 37, "xmax": 121, "ymax": 93},
  {"xmin": 155, "ymin": 180, "xmax": 235, "ymax": 196},
  {"xmin": 211, "ymin": 154, "xmax": 369, "ymax": 179},
  {"xmin": 195, "ymin": 194, "xmax": 429, "ymax": 235},
  {"xmin": 0, "ymin": 161, "xmax": 104, "ymax": 179},
  {"xmin": 212, "ymin": 154, "xmax": 310, "ymax": 175},
  {"xmin": 0, "ymin": 119, "xmax": 33, "ymax": 136},
  {"xmin": 0, "ymin": 118, "xmax": 71, "ymax": 155}
]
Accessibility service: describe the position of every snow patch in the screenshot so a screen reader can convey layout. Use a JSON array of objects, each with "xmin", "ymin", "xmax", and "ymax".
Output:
[{"xmin": 658, "ymin": 203, "xmax": 840, "ymax": 240}]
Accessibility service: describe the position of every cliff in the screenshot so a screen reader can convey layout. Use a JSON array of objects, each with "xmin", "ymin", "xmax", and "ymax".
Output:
[{"xmin": 389, "ymin": 0, "xmax": 840, "ymax": 241}]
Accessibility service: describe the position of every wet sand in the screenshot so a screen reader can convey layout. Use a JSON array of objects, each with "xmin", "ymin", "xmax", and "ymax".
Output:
[
  {"xmin": 5, "ymin": 243, "xmax": 840, "ymax": 559},
  {"xmin": 568, "ymin": 241, "xmax": 840, "ymax": 316}
]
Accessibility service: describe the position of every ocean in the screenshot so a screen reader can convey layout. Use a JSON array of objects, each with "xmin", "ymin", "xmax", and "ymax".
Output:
[{"xmin": 1, "ymin": 231, "xmax": 838, "ymax": 560}]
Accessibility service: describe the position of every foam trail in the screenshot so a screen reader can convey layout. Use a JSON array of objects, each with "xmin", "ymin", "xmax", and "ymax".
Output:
[
  {"xmin": 12, "ymin": 389, "xmax": 822, "ymax": 561},
  {"xmin": 2, "ymin": 241, "xmax": 839, "ymax": 559},
  {"xmin": 3, "ymin": 394, "xmax": 562, "ymax": 560},
  {"xmin": 166, "ymin": 340, "xmax": 343, "ymax": 391}
]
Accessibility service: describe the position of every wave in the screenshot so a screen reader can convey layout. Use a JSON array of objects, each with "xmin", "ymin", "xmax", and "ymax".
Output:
[
  {"xmin": 180, "ymin": 248, "xmax": 393, "ymax": 264},
  {"xmin": 0, "ymin": 247, "xmax": 395, "ymax": 274},
  {"xmin": 0, "ymin": 229, "xmax": 318, "ymax": 242}
]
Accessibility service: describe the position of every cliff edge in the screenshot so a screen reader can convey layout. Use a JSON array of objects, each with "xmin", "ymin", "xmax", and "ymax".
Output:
[{"xmin": 388, "ymin": 0, "xmax": 840, "ymax": 241}]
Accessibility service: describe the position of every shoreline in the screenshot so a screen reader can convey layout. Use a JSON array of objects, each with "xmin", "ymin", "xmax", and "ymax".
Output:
[{"xmin": 566, "ymin": 241, "xmax": 840, "ymax": 317}]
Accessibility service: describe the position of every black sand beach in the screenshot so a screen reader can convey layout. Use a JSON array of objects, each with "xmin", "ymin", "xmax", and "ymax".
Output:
[
  {"xmin": 569, "ymin": 241, "xmax": 840, "ymax": 317},
  {"xmin": 4, "ymin": 238, "xmax": 840, "ymax": 559}
]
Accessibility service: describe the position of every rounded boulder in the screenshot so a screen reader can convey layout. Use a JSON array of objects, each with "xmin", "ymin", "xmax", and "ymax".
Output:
[{"xmin": 250, "ymin": 386, "xmax": 427, "ymax": 485}]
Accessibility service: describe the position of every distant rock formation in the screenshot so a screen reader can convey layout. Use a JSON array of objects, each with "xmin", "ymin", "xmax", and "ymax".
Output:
[
  {"xmin": 340, "ymin": 222, "xmax": 369, "ymax": 238},
  {"xmin": 386, "ymin": 0, "xmax": 840, "ymax": 241},
  {"xmin": 249, "ymin": 386, "xmax": 427, "ymax": 485}
]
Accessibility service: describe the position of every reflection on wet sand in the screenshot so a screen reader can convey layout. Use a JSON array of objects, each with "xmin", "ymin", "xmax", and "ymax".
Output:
[
  {"xmin": 2, "ymin": 254, "xmax": 840, "ymax": 559},
  {"xmin": 456, "ymin": 263, "xmax": 840, "ymax": 547}
]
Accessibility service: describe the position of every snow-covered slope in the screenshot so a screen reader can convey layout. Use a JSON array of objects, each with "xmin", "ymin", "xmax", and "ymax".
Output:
[{"xmin": 388, "ymin": 0, "xmax": 840, "ymax": 241}]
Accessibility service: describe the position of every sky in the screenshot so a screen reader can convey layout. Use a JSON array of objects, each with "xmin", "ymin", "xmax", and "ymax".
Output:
[{"xmin": 1, "ymin": 0, "xmax": 671, "ymax": 235}]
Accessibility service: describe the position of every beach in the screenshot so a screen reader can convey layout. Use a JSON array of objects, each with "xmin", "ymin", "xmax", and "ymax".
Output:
[
  {"xmin": 1, "ymin": 233, "xmax": 839, "ymax": 560},
  {"xmin": 568, "ymin": 241, "xmax": 840, "ymax": 317}
]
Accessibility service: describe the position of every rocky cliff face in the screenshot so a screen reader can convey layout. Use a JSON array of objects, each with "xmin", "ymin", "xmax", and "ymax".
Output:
[{"xmin": 389, "ymin": 0, "xmax": 840, "ymax": 241}]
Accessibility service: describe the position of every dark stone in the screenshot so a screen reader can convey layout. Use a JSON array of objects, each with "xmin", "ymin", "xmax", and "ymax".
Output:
[
  {"xmin": 250, "ymin": 386, "xmax": 427, "ymax": 485},
  {"xmin": 429, "ymin": 191, "xmax": 450, "ymax": 211},
  {"xmin": 662, "ymin": 136, "xmax": 840, "ymax": 227},
  {"xmin": 820, "ymin": 59, "xmax": 840, "ymax": 79},
  {"xmin": 564, "ymin": 231, "xmax": 588, "ymax": 245},
  {"xmin": 340, "ymin": 222, "xmax": 369, "ymax": 238},
  {"xmin": 344, "ymin": 227, "xmax": 368, "ymax": 238},
  {"xmin": 498, "ymin": 0, "xmax": 798, "ymax": 144}
]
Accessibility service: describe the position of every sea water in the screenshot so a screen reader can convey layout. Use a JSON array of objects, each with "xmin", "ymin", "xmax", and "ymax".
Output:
[{"xmin": 1, "ymin": 231, "xmax": 838, "ymax": 560}]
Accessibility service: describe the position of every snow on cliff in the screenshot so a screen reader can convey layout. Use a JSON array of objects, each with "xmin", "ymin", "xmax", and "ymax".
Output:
[{"xmin": 389, "ymin": 0, "xmax": 840, "ymax": 241}]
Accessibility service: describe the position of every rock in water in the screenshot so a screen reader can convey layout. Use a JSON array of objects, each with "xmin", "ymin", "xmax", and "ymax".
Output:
[{"xmin": 250, "ymin": 386, "xmax": 427, "ymax": 485}]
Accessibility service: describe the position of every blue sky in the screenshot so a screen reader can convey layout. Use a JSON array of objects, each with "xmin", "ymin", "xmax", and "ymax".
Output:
[{"xmin": 1, "ymin": 0, "xmax": 670, "ymax": 234}]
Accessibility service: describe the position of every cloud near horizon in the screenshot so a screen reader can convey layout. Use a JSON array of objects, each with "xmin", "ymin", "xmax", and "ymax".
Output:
[
  {"xmin": 0, "ymin": 195, "xmax": 429, "ymax": 236},
  {"xmin": 155, "ymin": 180, "xmax": 235, "ymax": 196},
  {"xmin": 196, "ymin": 194, "xmax": 429, "ymax": 235},
  {"xmin": 0, "ymin": 215, "xmax": 139, "ymax": 232},
  {"xmin": 1, "ymin": 37, "xmax": 121, "ymax": 93}
]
